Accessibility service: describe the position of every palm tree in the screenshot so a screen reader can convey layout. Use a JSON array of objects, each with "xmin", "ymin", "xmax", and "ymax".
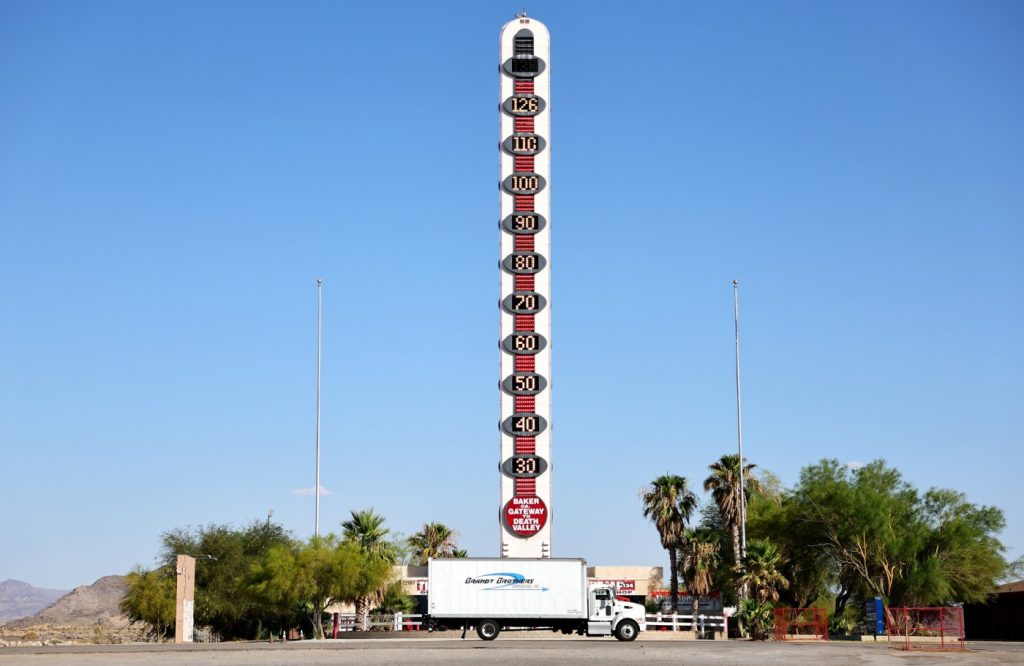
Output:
[
  {"xmin": 737, "ymin": 596, "xmax": 774, "ymax": 640},
  {"xmin": 341, "ymin": 509, "xmax": 399, "ymax": 628},
  {"xmin": 341, "ymin": 509, "xmax": 395, "ymax": 559},
  {"xmin": 738, "ymin": 538, "xmax": 789, "ymax": 603},
  {"xmin": 680, "ymin": 528, "xmax": 721, "ymax": 637},
  {"xmin": 703, "ymin": 454, "xmax": 762, "ymax": 600},
  {"xmin": 640, "ymin": 474, "xmax": 697, "ymax": 613},
  {"xmin": 408, "ymin": 522, "xmax": 459, "ymax": 566}
]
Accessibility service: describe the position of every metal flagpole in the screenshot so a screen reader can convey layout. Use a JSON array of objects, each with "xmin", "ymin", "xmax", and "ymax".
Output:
[
  {"xmin": 315, "ymin": 277, "xmax": 323, "ymax": 538},
  {"xmin": 733, "ymin": 280, "xmax": 747, "ymax": 559}
]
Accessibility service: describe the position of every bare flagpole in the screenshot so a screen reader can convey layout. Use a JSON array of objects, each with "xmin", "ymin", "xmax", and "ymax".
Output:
[
  {"xmin": 315, "ymin": 277, "xmax": 323, "ymax": 538},
  {"xmin": 733, "ymin": 280, "xmax": 747, "ymax": 560}
]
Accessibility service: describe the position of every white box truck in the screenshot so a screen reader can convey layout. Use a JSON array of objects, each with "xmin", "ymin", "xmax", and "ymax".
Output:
[{"xmin": 426, "ymin": 558, "xmax": 646, "ymax": 641}]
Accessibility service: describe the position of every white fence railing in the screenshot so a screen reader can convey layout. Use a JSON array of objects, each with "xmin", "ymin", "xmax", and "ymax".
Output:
[
  {"xmin": 334, "ymin": 613, "xmax": 425, "ymax": 632},
  {"xmin": 645, "ymin": 613, "xmax": 727, "ymax": 633}
]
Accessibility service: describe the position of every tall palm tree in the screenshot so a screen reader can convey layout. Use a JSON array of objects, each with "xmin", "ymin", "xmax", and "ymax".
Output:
[
  {"xmin": 703, "ymin": 454, "xmax": 762, "ymax": 600},
  {"xmin": 341, "ymin": 509, "xmax": 394, "ymax": 559},
  {"xmin": 341, "ymin": 509, "xmax": 398, "ymax": 627},
  {"xmin": 680, "ymin": 528, "xmax": 721, "ymax": 637},
  {"xmin": 641, "ymin": 474, "xmax": 697, "ymax": 613},
  {"xmin": 738, "ymin": 538, "xmax": 789, "ymax": 603},
  {"xmin": 408, "ymin": 522, "xmax": 459, "ymax": 565}
]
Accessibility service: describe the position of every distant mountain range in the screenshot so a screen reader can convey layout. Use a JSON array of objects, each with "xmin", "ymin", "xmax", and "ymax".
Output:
[
  {"xmin": 1, "ymin": 576, "xmax": 128, "ymax": 628},
  {"xmin": 0, "ymin": 580, "xmax": 68, "ymax": 623}
]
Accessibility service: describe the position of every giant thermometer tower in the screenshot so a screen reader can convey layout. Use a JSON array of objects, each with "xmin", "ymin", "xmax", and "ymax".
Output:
[{"xmin": 498, "ymin": 15, "xmax": 551, "ymax": 558}]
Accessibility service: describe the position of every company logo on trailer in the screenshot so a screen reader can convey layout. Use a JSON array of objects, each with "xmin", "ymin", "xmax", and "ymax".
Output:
[{"xmin": 464, "ymin": 572, "xmax": 549, "ymax": 592}]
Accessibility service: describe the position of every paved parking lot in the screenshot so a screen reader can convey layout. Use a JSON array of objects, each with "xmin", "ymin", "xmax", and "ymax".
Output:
[{"xmin": 2, "ymin": 638, "xmax": 1022, "ymax": 665}]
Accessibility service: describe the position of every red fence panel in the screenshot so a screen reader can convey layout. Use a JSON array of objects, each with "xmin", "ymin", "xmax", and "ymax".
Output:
[
  {"xmin": 885, "ymin": 606, "xmax": 966, "ymax": 651},
  {"xmin": 773, "ymin": 607, "xmax": 828, "ymax": 641}
]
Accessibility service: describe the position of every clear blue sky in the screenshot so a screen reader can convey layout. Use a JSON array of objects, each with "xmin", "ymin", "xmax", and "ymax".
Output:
[{"xmin": 1, "ymin": 0, "xmax": 1021, "ymax": 590}]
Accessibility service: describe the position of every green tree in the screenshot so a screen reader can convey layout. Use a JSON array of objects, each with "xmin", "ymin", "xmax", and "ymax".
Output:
[
  {"xmin": 703, "ymin": 454, "xmax": 762, "ymax": 601},
  {"xmin": 408, "ymin": 522, "xmax": 460, "ymax": 565},
  {"xmin": 900, "ymin": 488, "xmax": 1007, "ymax": 605},
  {"xmin": 640, "ymin": 474, "xmax": 697, "ymax": 613},
  {"xmin": 746, "ymin": 485, "xmax": 832, "ymax": 609},
  {"xmin": 247, "ymin": 535, "xmax": 391, "ymax": 639},
  {"xmin": 697, "ymin": 503, "xmax": 741, "ymax": 606},
  {"xmin": 122, "ymin": 519, "xmax": 294, "ymax": 640},
  {"xmin": 738, "ymin": 538, "xmax": 789, "ymax": 603},
  {"xmin": 1002, "ymin": 555, "xmax": 1024, "ymax": 583},
  {"xmin": 768, "ymin": 459, "xmax": 1006, "ymax": 610},
  {"xmin": 120, "ymin": 567, "xmax": 175, "ymax": 639},
  {"xmin": 158, "ymin": 520, "xmax": 294, "ymax": 639},
  {"xmin": 679, "ymin": 528, "xmax": 720, "ymax": 637},
  {"xmin": 794, "ymin": 460, "xmax": 923, "ymax": 605},
  {"xmin": 341, "ymin": 509, "xmax": 399, "ymax": 627}
]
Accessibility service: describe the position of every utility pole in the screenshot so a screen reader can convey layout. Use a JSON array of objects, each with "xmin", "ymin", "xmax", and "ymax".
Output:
[
  {"xmin": 315, "ymin": 278, "xmax": 323, "ymax": 538},
  {"xmin": 733, "ymin": 280, "xmax": 747, "ymax": 559}
]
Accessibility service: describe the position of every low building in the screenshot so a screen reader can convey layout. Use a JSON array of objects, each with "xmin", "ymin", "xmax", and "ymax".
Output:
[
  {"xmin": 964, "ymin": 580, "xmax": 1024, "ymax": 641},
  {"xmin": 586, "ymin": 565, "xmax": 663, "ymax": 606}
]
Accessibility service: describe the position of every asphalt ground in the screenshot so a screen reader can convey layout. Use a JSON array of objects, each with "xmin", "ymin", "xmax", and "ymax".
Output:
[{"xmin": 1, "ymin": 638, "xmax": 1022, "ymax": 665}]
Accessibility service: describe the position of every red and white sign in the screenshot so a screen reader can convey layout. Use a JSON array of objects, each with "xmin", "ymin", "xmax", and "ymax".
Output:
[
  {"xmin": 503, "ymin": 495, "xmax": 548, "ymax": 537},
  {"xmin": 590, "ymin": 579, "xmax": 637, "ymax": 594}
]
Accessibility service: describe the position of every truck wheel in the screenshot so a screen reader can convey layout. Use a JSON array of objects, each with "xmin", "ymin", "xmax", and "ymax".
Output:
[
  {"xmin": 476, "ymin": 619, "xmax": 500, "ymax": 641},
  {"xmin": 614, "ymin": 619, "xmax": 639, "ymax": 642}
]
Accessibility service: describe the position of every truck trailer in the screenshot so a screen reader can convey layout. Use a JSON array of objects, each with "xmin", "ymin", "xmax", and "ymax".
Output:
[{"xmin": 426, "ymin": 558, "xmax": 646, "ymax": 641}]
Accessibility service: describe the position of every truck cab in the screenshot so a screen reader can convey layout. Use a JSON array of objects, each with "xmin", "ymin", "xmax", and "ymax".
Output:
[{"xmin": 586, "ymin": 585, "xmax": 645, "ymax": 641}]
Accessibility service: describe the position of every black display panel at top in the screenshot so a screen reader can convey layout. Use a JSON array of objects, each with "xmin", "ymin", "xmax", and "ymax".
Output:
[
  {"xmin": 511, "ymin": 59, "xmax": 539, "ymax": 73},
  {"xmin": 502, "ymin": 56, "xmax": 546, "ymax": 78}
]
